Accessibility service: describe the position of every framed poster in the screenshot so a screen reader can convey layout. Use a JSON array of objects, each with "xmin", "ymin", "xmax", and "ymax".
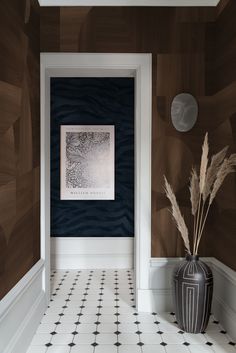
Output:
[{"xmin": 60, "ymin": 125, "xmax": 115, "ymax": 200}]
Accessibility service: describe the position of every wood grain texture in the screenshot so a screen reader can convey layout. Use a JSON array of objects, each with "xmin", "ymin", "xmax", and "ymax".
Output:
[
  {"xmin": 205, "ymin": 0, "xmax": 236, "ymax": 270},
  {"xmin": 0, "ymin": 0, "xmax": 40, "ymax": 299},
  {"xmin": 40, "ymin": 3, "xmax": 236, "ymax": 270}
]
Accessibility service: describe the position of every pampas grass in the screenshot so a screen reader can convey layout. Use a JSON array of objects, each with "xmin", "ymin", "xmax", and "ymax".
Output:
[
  {"xmin": 203, "ymin": 146, "xmax": 228, "ymax": 202},
  {"xmin": 164, "ymin": 176, "xmax": 191, "ymax": 254},
  {"xmin": 189, "ymin": 168, "xmax": 200, "ymax": 216},
  {"xmin": 164, "ymin": 133, "xmax": 236, "ymax": 255},
  {"xmin": 199, "ymin": 133, "xmax": 209, "ymax": 194}
]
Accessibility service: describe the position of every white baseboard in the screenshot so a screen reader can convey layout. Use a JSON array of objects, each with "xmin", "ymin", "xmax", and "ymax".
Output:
[
  {"xmin": 51, "ymin": 237, "xmax": 134, "ymax": 269},
  {"xmin": 0, "ymin": 259, "xmax": 47, "ymax": 353},
  {"xmin": 210, "ymin": 257, "xmax": 236, "ymax": 341},
  {"xmin": 149, "ymin": 257, "xmax": 236, "ymax": 340}
]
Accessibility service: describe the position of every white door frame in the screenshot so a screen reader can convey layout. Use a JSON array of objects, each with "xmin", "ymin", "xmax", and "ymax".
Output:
[{"xmin": 40, "ymin": 53, "xmax": 152, "ymax": 311}]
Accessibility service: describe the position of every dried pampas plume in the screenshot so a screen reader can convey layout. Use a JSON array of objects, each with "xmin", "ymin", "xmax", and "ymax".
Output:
[
  {"xmin": 199, "ymin": 133, "xmax": 209, "ymax": 194},
  {"xmin": 164, "ymin": 176, "xmax": 191, "ymax": 254},
  {"xmin": 164, "ymin": 132, "xmax": 236, "ymax": 256},
  {"xmin": 210, "ymin": 154, "xmax": 236, "ymax": 205},
  {"xmin": 203, "ymin": 146, "xmax": 228, "ymax": 202},
  {"xmin": 189, "ymin": 168, "xmax": 200, "ymax": 216}
]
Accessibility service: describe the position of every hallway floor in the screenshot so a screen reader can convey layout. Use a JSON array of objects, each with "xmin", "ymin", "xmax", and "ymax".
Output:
[{"xmin": 27, "ymin": 269, "xmax": 235, "ymax": 353}]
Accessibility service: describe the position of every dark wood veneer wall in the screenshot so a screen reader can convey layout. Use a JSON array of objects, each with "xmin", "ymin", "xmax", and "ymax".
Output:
[
  {"xmin": 0, "ymin": 0, "xmax": 40, "ymax": 299},
  {"xmin": 205, "ymin": 0, "xmax": 236, "ymax": 269},
  {"xmin": 40, "ymin": 1, "xmax": 236, "ymax": 271}
]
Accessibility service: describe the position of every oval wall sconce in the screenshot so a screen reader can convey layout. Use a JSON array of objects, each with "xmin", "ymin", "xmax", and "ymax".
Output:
[{"xmin": 171, "ymin": 93, "xmax": 198, "ymax": 132}]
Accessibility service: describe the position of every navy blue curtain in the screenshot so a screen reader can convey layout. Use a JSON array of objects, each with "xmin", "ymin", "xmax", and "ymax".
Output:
[{"xmin": 50, "ymin": 77, "xmax": 134, "ymax": 237}]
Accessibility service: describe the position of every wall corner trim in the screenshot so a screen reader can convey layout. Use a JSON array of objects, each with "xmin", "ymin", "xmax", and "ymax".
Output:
[{"xmin": 0, "ymin": 259, "xmax": 47, "ymax": 353}]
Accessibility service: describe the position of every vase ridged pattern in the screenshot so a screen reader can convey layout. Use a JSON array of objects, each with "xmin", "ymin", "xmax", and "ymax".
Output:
[{"xmin": 173, "ymin": 255, "xmax": 213, "ymax": 333}]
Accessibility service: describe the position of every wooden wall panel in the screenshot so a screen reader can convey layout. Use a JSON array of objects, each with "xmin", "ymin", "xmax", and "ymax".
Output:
[
  {"xmin": 40, "ymin": 4, "xmax": 236, "ymax": 270},
  {"xmin": 0, "ymin": 0, "xmax": 40, "ymax": 299},
  {"xmin": 205, "ymin": 0, "xmax": 236, "ymax": 270}
]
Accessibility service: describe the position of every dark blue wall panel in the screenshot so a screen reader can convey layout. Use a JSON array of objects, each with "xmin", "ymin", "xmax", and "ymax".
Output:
[{"xmin": 50, "ymin": 77, "xmax": 134, "ymax": 237}]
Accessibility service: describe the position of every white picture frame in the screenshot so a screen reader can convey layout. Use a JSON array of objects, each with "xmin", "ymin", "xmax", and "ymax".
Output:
[{"xmin": 60, "ymin": 125, "xmax": 115, "ymax": 200}]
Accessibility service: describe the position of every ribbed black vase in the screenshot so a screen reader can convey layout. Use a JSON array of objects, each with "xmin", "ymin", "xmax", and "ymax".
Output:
[{"xmin": 173, "ymin": 255, "xmax": 213, "ymax": 333}]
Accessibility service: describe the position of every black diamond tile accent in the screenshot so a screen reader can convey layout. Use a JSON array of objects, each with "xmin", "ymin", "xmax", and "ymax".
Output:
[
  {"xmin": 206, "ymin": 342, "xmax": 213, "ymax": 346},
  {"xmin": 134, "ymin": 321, "xmax": 140, "ymax": 325},
  {"xmin": 229, "ymin": 342, "xmax": 236, "ymax": 346},
  {"xmin": 160, "ymin": 342, "xmax": 167, "ymax": 346},
  {"xmin": 91, "ymin": 342, "xmax": 98, "ymax": 347},
  {"xmin": 178, "ymin": 331, "xmax": 184, "ymax": 334},
  {"xmin": 74, "ymin": 321, "xmax": 80, "ymax": 325},
  {"xmin": 50, "ymin": 331, "xmax": 57, "ymax": 335},
  {"xmin": 114, "ymin": 313, "xmax": 120, "ymax": 316},
  {"xmin": 157, "ymin": 331, "xmax": 163, "ymax": 334},
  {"xmin": 93, "ymin": 331, "xmax": 100, "ymax": 335},
  {"xmin": 220, "ymin": 330, "xmax": 227, "ymax": 334},
  {"xmin": 68, "ymin": 342, "xmax": 76, "ymax": 347},
  {"xmin": 213, "ymin": 320, "xmax": 219, "ymax": 324},
  {"xmin": 114, "ymin": 321, "xmax": 120, "ymax": 325},
  {"xmin": 45, "ymin": 343, "xmax": 52, "ymax": 347},
  {"xmin": 72, "ymin": 331, "xmax": 78, "ymax": 335},
  {"xmin": 58, "ymin": 313, "xmax": 64, "ymax": 316},
  {"xmin": 135, "ymin": 331, "xmax": 142, "ymax": 335},
  {"xmin": 62, "ymin": 306, "xmax": 67, "ymax": 309},
  {"xmin": 137, "ymin": 342, "xmax": 144, "ymax": 346},
  {"xmin": 170, "ymin": 312, "xmax": 175, "ymax": 316},
  {"xmin": 94, "ymin": 321, "xmax": 101, "ymax": 325},
  {"xmin": 152, "ymin": 312, "xmax": 157, "ymax": 315},
  {"xmin": 183, "ymin": 342, "xmax": 190, "ymax": 346},
  {"xmin": 133, "ymin": 313, "xmax": 138, "ymax": 316},
  {"xmin": 55, "ymin": 322, "xmax": 61, "ymax": 325},
  {"xmin": 174, "ymin": 321, "xmax": 178, "ymax": 324},
  {"xmin": 114, "ymin": 331, "xmax": 121, "ymax": 335},
  {"xmin": 114, "ymin": 342, "xmax": 121, "ymax": 346}
]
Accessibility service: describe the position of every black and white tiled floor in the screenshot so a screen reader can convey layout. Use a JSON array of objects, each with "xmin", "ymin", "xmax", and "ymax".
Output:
[{"xmin": 27, "ymin": 269, "xmax": 236, "ymax": 353}]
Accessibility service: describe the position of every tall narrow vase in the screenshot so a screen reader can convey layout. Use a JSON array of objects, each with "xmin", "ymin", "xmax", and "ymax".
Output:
[{"xmin": 173, "ymin": 255, "xmax": 213, "ymax": 333}]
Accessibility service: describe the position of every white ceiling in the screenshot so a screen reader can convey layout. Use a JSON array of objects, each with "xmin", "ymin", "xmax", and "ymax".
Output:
[{"xmin": 39, "ymin": 0, "xmax": 220, "ymax": 6}]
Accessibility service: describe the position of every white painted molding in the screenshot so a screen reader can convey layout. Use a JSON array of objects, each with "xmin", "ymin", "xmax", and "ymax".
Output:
[
  {"xmin": 0, "ymin": 259, "xmax": 44, "ymax": 318},
  {"xmin": 41, "ymin": 53, "xmax": 152, "ymax": 311},
  {"xmin": 0, "ymin": 260, "xmax": 47, "ymax": 353},
  {"xmin": 150, "ymin": 257, "xmax": 236, "ymax": 340},
  {"xmin": 39, "ymin": 0, "xmax": 220, "ymax": 7},
  {"xmin": 51, "ymin": 237, "xmax": 134, "ymax": 269}
]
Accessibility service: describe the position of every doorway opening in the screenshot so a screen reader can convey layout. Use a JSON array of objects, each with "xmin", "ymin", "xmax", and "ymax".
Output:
[{"xmin": 41, "ymin": 53, "xmax": 152, "ymax": 311}]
